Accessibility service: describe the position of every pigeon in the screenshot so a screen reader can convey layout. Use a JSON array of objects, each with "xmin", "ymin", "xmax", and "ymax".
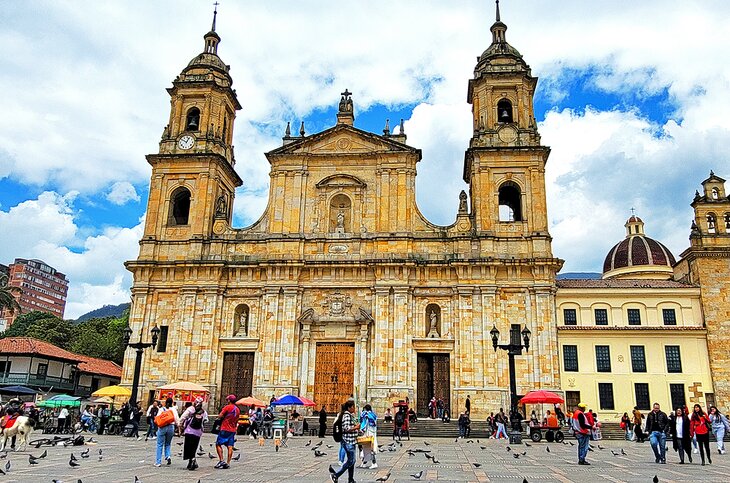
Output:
[
  {"xmin": 86, "ymin": 437, "xmax": 96, "ymax": 443},
  {"xmin": 506, "ymin": 446, "xmax": 512, "ymax": 452},
  {"xmin": 569, "ymin": 441, "xmax": 575, "ymax": 446},
  {"xmin": 424, "ymin": 453, "xmax": 434, "ymax": 460},
  {"xmin": 521, "ymin": 451, "xmax": 527, "ymax": 455},
  {"xmin": 98, "ymin": 449, "xmax": 103, "ymax": 456},
  {"xmin": 546, "ymin": 446, "xmax": 550, "ymax": 453},
  {"xmin": 410, "ymin": 470, "xmax": 423, "ymax": 479},
  {"xmin": 5, "ymin": 460, "xmax": 10, "ymax": 471},
  {"xmin": 467, "ymin": 440, "xmax": 474, "ymax": 443},
  {"xmin": 424, "ymin": 441, "xmax": 430, "ymax": 446},
  {"xmin": 208, "ymin": 452, "xmax": 216, "ymax": 459},
  {"xmin": 454, "ymin": 438, "xmax": 459, "ymax": 443},
  {"xmin": 477, "ymin": 439, "xmax": 480, "ymax": 443},
  {"xmin": 69, "ymin": 458, "xmax": 80, "ymax": 467},
  {"xmin": 28, "ymin": 455, "xmax": 38, "ymax": 465},
  {"xmin": 314, "ymin": 449, "xmax": 327, "ymax": 457},
  {"xmin": 473, "ymin": 462, "xmax": 482, "ymax": 467},
  {"xmin": 233, "ymin": 453, "xmax": 241, "ymax": 461},
  {"xmin": 197, "ymin": 450, "xmax": 205, "ymax": 456},
  {"xmin": 407, "ymin": 450, "xmax": 415, "ymax": 456},
  {"xmin": 524, "ymin": 442, "xmax": 532, "ymax": 447},
  {"xmin": 80, "ymin": 449, "xmax": 89, "ymax": 456},
  {"xmin": 621, "ymin": 448, "xmax": 627, "ymax": 455},
  {"xmin": 326, "ymin": 444, "xmax": 334, "ymax": 449},
  {"xmin": 513, "ymin": 453, "xmax": 520, "ymax": 458},
  {"xmin": 199, "ymin": 445, "xmax": 204, "ymax": 452},
  {"xmin": 611, "ymin": 450, "xmax": 619, "ymax": 456},
  {"xmin": 39, "ymin": 450, "xmax": 48, "ymax": 459},
  {"xmin": 313, "ymin": 441, "xmax": 323, "ymax": 447},
  {"xmin": 305, "ymin": 440, "xmax": 311, "ymax": 447},
  {"xmin": 589, "ymin": 444, "xmax": 595, "ymax": 449},
  {"xmin": 432, "ymin": 457, "xmax": 440, "ymax": 464},
  {"xmin": 0, "ymin": 468, "xmax": 4, "ymax": 475},
  {"xmin": 598, "ymin": 445, "xmax": 605, "ymax": 450},
  {"xmin": 376, "ymin": 474, "xmax": 391, "ymax": 482},
  {"xmin": 0, "ymin": 453, "xmax": 6, "ymax": 459},
  {"xmin": 134, "ymin": 477, "xmax": 141, "ymax": 483},
  {"xmin": 653, "ymin": 476, "xmax": 659, "ymax": 483},
  {"xmin": 480, "ymin": 446, "xmax": 487, "ymax": 450},
  {"xmin": 588, "ymin": 447, "xmax": 594, "ymax": 452},
  {"xmin": 176, "ymin": 441, "xmax": 184, "ymax": 446},
  {"xmin": 70, "ymin": 453, "xmax": 78, "ymax": 461}
]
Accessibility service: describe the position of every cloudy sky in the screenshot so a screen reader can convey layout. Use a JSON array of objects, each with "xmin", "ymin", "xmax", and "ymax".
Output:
[{"xmin": 2, "ymin": 0, "xmax": 729, "ymax": 318}]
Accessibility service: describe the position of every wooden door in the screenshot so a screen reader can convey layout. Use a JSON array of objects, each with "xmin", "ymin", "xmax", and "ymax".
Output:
[
  {"xmin": 433, "ymin": 354, "xmax": 450, "ymax": 412},
  {"xmin": 566, "ymin": 391, "xmax": 581, "ymax": 412},
  {"xmin": 314, "ymin": 343, "xmax": 354, "ymax": 413},
  {"xmin": 221, "ymin": 352, "xmax": 254, "ymax": 403},
  {"xmin": 417, "ymin": 354, "xmax": 433, "ymax": 416}
]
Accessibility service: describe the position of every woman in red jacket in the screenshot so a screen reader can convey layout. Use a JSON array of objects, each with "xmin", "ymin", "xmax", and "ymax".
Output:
[{"xmin": 689, "ymin": 404, "xmax": 712, "ymax": 465}]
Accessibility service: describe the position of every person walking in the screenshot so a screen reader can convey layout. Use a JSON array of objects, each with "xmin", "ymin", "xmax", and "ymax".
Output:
[
  {"xmin": 179, "ymin": 397, "xmax": 208, "ymax": 471},
  {"xmin": 494, "ymin": 408, "xmax": 508, "ymax": 440},
  {"xmin": 465, "ymin": 395, "xmax": 471, "ymax": 415},
  {"xmin": 130, "ymin": 402, "xmax": 143, "ymax": 439},
  {"xmin": 154, "ymin": 397, "xmax": 179, "ymax": 467},
  {"xmin": 572, "ymin": 402, "xmax": 592, "ymax": 465},
  {"xmin": 318, "ymin": 406, "xmax": 328, "ymax": 439},
  {"xmin": 458, "ymin": 412, "xmax": 469, "ymax": 438},
  {"xmin": 669, "ymin": 407, "xmax": 692, "ymax": 464},
  {"xmin": 57, "ymin": 406, "xmax": 69, "ymax": 433},
  {"xmin": 690, "ymin": 404, "xmax": 712, "ymax": 465},
  {"xmin": 359, "ymin": 404, "xmax": 378, "ymax": 469},
  {"xmin": 709, "ymin": 406, "xmax": 729, "ymax": 455},
  {"xmin": 215, "ymin": 395, "xmax": 240, "ymax": 470},
  {"xmin": 645, "ymin": 403, "xmax": 669, "ymax": 464},
  {"xmin": 632, "ymin": 406, "xmax": 645, "ymax": 443},
  {"xmin": 620, "ymin": 412, "xmax": 632, "ymax": 440},
  {"xmin": 145, "ymin": 400, "xmax": 159, "ymax": 441},
  {"xmin": 329, "ymin": 400, "xmax": 358, "ymax": 483}
]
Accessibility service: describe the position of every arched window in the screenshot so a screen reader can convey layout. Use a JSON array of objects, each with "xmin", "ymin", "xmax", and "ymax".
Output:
[
  {"xmin": 724, "ymin": 213, "xmax": 730, "ymax": 233},
  {"xmin": 497, "ymin": 99, "xmax": 513, "ymax": 123},
  {"xmin": 169, "ymin": 187, "xmax": 191, "ymax": 226},
  {"xmin": 186, "ymin": 107, "xmax": 200, "ymax": 131},
  {"xmin": 233, "ymin": 304, "xmax": 250, "ymax": 336},
  {"xmin": 425, "ymin": 303, "xmax": 441, "ymax": 338},
  {"xmin": 712, "ymin": 187, "xmax": 719, "ymax": 200},
  {"xmin": 707, "ymin": 213, "xmax": 717, "ymax": 234},
  {"xmin": 498, "ymin": 181, "xmax": 522, "ymax": 222},
  {"xmin": 330, "ymin": 193, "xmax": 352, "ymax": 233}
]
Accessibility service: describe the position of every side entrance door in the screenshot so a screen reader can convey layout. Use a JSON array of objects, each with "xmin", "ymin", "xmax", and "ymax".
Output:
[
  {"xmin": 314, "ymin": 342, "xmax": 354, "ymax": 414},
  {"xmin": 221, "ymin": 352, "xmax": 255, "ymax": 403},
  {"xmin": 416, "ymin": 353, "xmax": 450, "ymax": 416}
]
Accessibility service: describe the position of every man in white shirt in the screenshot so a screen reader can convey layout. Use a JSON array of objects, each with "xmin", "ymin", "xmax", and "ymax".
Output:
[{"xmin": 58, "ymin": 406, "xmax": 69, "ymax": 432}]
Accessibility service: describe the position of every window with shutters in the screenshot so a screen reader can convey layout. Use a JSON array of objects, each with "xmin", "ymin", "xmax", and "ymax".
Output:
[
  {"xmin": 630, "ymin": 345, "xmax": 646, "ymax": 372},
  {"xmin": 665, "ymin": 346, "xmax": 682, "ymax": 373},
  {"xmin": 595, "ymin": 346, "xmax": 611, "ymax": 372}
]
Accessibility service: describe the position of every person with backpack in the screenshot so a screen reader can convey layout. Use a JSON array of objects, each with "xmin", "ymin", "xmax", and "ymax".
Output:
[
  {"xmin": 393, "ymin": 406, "xmax": 406, "ymax": 441},
  {"xmin": 329, "ymin": 399, "xmax": 359, "ymax": 483},
  {"xmin": 145, "ymin": 400, "xmax": 159, "ymax": 441},
  {"xmin": 179, "ymin": 397, "xmax": 208, "ymax": 471},
  {"xmin": 154, "ymin": 397, "xmax": 179, "ymax": 467},
  {"xmin": 214, "ymin": 395, "xmax": 240, "ymax": 469}
]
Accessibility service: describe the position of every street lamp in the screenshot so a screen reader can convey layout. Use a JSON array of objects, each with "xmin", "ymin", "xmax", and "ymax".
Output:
[
  {"xmin": 490, "ymin": 323, "xmax": 531, "ymax": 443},
  {"xmin": 123, "ymin": 324, "xmax": 160, "ymax": 407}
]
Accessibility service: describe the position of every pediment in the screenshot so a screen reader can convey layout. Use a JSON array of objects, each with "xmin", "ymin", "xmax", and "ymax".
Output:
[
  {"xmin": 267, "ymin": 124, "xmax": 420, "ymax": 157},
  {"xmin": 316, "ymin": 174, "xmax": 366, "ymax": 189}
]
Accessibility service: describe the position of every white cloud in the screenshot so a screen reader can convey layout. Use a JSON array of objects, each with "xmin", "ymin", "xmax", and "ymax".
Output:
[
  {"xmin": 0, "ymin": 193, "xmax": 143, "ymax": 319},
  {"xmin": 106, "ymin": 181, "xmax": 140, "ymax": 205}
]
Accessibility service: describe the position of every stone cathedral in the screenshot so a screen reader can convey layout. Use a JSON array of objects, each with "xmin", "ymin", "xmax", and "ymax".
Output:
[{"xmin": 123, "ymin": 5, "xmax": 730, "ymax": 417}]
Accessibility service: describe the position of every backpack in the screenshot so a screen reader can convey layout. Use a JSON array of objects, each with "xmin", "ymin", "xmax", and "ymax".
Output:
[
  {"xmin": 189, "ymin": 412, "xmax": 203, "ymax": 430},
  {"xmin": 394, "ymin": 411, "xmax": 405, "ymax": 427},
  {"xmin": 332, "ymin": 413, "xmax": 344, "ymax": 442},
  {"xmin": 154, "ymin": 407, "xmax": 176, "ymax": 428}
]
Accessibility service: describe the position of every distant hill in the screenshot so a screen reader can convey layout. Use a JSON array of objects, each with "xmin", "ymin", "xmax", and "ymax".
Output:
[
  {"xmin": 557, "ymin": 272, "xmax": 602, "ymax": 280},
  {"xmin": 74, "ymin": 303, "xmax": 130, "ymax": 322}
]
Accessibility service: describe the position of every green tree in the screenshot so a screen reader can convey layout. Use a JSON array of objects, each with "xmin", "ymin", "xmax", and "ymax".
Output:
[
  {"xmin": 69, "ymin": 311, "xmax": 129, "ymax": 364},
  {"xmin": 1, "ymin": 310, "xmax": 73, "ymax": 348},
  {"xmin": 0, "ymin": 273, "xmax": 21, "ymax": 318}
]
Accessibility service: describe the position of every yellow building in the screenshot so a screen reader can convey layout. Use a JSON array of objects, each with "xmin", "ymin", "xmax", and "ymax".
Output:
[
  {"xmin": 556, "ymin": 215, "xmax": 713, "ymax": 419},
  {"xmin": 123, "ymin": 6, "xmax": 563, "ymax": 417}
]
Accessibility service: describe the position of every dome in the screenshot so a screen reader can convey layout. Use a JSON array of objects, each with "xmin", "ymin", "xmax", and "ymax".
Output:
[
  {"xmin": 602, "ymin": 216, "xmax": 676, "ymax": 280},
  {"xmin": 479, "ymin": 41, "xmax": 523, "ymax": 62},
  {"xmin": 184, "ymin": 52, "xmax": 228, "ymax": 73}
]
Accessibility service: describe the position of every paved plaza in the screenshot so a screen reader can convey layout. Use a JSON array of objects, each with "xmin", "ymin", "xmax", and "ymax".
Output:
[{"xmin": 2, "ymin": 433, "xmax": 730, "ymax": 483}]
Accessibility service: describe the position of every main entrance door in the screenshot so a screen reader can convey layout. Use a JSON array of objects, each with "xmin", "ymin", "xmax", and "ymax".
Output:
[
  {"xmin": 314, "ymin": 342, "xmax": 355, "ymax": 413},
  {"xmin": 221, "ymin": 352, "xmax": 254, "ymax": 402},
  {"xmin": 416, "ymin": 353, "xmax": 450, "ymax": 416}
]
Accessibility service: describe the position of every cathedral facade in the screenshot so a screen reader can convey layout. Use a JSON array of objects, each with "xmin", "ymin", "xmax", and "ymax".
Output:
[{"xmin": 123, "ymin": 7, "xmax": 729, "ymax": 419}]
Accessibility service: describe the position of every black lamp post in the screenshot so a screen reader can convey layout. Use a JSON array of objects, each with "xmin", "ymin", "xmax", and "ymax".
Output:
[
  {"xmin": 490, "ymin": 323, "xmax": 531, "ymax": 444},
  {"xmin": 123, "ymin": 324, "xmax": 160, "ymax": 407}
]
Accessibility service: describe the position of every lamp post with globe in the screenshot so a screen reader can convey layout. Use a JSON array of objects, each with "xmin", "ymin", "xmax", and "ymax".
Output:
[{"xmin": 123, "ymin": 324, "xmax": 160, "ymax": 407}]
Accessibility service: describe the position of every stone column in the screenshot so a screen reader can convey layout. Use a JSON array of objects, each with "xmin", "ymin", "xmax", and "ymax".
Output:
[
  {"xmin": 299, "ymin": 322, "xmax": 311, "ymax": 397},
  {"xmin": 358, "ymin": 322, "xmax": 369, "ymax": 403},
  {"xmin": 392, "ymin": 287, "xmax": 410, "ymax": 385},
  {"xmin": 259, "ymin": 287, "xmax": 281, "ymax": 386},
  {"xmin": 372, "ymin": 287, "xmax": 391, "ymax": 385}
]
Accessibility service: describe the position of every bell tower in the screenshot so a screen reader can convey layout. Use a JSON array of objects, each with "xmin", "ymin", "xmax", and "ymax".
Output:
[
  {"xmin": 140, "ymin": 5, "xmax": 242, "ymax": 247},
  {"xmin": 463, "ymin": 0, "xmax": 554, "ymax": 262}
]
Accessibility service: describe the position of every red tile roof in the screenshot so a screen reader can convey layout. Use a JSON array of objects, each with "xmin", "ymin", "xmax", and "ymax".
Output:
[
  {"xmin": 556, "ymin": 279, "xmax": 695, "ymax": 289},
  {"xmin": 0, "ymin": 337, "xmax": 121, "ymax": 379}
]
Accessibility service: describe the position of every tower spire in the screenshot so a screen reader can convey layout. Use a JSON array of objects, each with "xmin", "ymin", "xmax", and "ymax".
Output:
[
  {"xmin": 496, "ymin": 0, "xmax": 500, "ymax": 22},
  {"xmin": 212, "ymin": 1, "xmax": 219, "ymax": 32}
]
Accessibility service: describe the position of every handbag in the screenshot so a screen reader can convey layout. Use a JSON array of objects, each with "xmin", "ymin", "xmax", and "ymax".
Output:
[
  {"xmin": 211, "ymin": 418, "xmax": 222, "ymax": 434},
  {"xmin": 154, "ymin": 408, "xmax": 176, "ymax": 428}
]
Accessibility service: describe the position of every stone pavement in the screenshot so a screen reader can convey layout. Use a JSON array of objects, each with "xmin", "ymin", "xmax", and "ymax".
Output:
[{"xmin": 2, "ymin": 432, "xmax": 730, "ymax": 483}]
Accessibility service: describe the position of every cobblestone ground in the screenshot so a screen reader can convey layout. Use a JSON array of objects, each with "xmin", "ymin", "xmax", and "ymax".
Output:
[{"xmin": 2, "ymin": 433, "xmax": 730, "ymax": 483}]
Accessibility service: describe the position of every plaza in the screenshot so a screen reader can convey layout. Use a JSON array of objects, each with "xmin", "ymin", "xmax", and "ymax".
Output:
[{"xmin": 4, "ymin": 433, "xmax": 730, "ymax": 483}]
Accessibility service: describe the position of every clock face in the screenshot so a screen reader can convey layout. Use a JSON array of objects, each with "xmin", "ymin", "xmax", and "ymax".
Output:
[{"xmin": 178, "ymin": 135, "xmax": 195, "ymax": 150}]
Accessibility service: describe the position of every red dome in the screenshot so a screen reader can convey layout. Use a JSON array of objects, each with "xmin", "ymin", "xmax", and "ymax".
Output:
[{"xmin": 603, "ymin": 235, "xmax": 676, "ymax": 273}]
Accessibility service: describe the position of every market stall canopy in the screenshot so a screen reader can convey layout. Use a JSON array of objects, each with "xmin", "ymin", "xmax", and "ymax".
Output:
[
  {"xmin": 157, "ymin": 382, "xmax": 209, "ymax": 392},
  {"xmin": 519, "ymin": 390, "xmax": 564, "ymax": 405},
  {"xmin": 272, "ymin": 394, "xmax": 312, "ymax": 406},
  {"xmin": 37, "ymin": 394, "xmax": 81, "ymax": 408},
  {"xmin": 0, "ymin": 385, "xmax": 37, "ymax": 395},
  {"xmin": 236, "ymin": 396, "xmax": 267, "ymax": 407},
  {"xmin": 92, "ymin": 396, "xmax": 115, "ymax": 404},
  {"xmin": 91, "ymin": 385, "xmax": 131, "ymax": 398},
  {"xmin": 297, "ymin": 396, "xmax": 317, "ymax": 407}
]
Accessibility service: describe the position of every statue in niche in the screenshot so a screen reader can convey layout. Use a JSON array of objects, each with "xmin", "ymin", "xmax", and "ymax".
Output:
[
  {"xmin": 335, "ymin": 210, "xmax": 345, "ymax": 234},
  {"xmin": 234, "ymin": 306, "xmax": 249, "ymax": 336},
  {"xmin": 458, "ymin": 190, "xmax": 468, "ymax": 214},
  {"xmin": 215, "ymin": 194, "xmax": 227, "ymax": 218},
  {"xmin": 427, "ymin": 309, "xmax": 440, "ymax": 338}
]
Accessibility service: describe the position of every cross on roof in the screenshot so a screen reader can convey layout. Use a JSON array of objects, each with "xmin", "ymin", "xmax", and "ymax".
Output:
[
  {"xmin": 341, "ymin": 89, "xmax": 352, "ymax": 99},
  {"xmin": 630, "ymin": 207, "xmax": 636, "ymax": 216}
]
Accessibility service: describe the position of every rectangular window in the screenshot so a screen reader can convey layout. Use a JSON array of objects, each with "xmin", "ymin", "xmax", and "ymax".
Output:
[
  {"xmin": 627, "ymin": 308, "xmax": 641, "ymax": 325},
  {"xmin": 563, "ymin": 345, "xmax": 579, "ymax": 372},
  {"xmin": 0, "ymin": 361, "xmax": 10, "ymax": 373},
  {"xmin": 595, "ymin": 345, "xmax": 611, "ymax": 372},
  {"xmin": 563, "ymin": 308, "xmax": 577, "ymax": 326},
  {"xmin": 594, "ymin": 308, "xmax": 608, "ymax": 326},
  {"xmin": 670, "ymin": 384, "xmax": 686, "ymax": 410},
  {"xmin": 662, "ymin": 308, "xmax": 677, "ymax": 326},
  {"xmin": 634, "ymin": 383, "xmax": 650, "ymax": 410},
  {"xmin": 630, "ymin": 345, "xmax": 647, "ymax": 372},
  {"xmin": 37, "ymin": 363, "xmax": 48, "ymax": 377},
  {"xmin": 598, "ymin": 383, "xmax": 615, "ymax": 410},
  {"xmin": 665, "ymin": 346, "xmax": 682, "ymax": 373},
  {"xmin": 157, "ymin": 326, "xmax": 169, "ymax": 353}
]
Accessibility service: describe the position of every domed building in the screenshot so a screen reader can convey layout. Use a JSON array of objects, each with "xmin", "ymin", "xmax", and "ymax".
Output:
[{"xmin": 556, "ymin": 212, "xmax": 715, "ymax": 417}]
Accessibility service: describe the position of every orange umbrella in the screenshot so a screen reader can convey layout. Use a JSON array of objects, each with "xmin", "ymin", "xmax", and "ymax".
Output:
[{"xmin": 236, "ymin": 396, "xmax": 267, "ymax": 407}]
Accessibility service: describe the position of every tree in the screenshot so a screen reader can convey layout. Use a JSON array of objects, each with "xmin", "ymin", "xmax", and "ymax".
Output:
[
  {"xmin": 69, "ymin": 311, "xmax": 129, "ymax": 364},
  {"xmin": 0, "ymin": 273, "xmax": 21, "ymax": 318}
]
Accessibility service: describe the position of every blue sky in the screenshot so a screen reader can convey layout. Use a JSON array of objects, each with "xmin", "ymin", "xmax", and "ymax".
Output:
[{"xmin": 2, "ymin": 0, "xmax": 730, "ymax": 318}]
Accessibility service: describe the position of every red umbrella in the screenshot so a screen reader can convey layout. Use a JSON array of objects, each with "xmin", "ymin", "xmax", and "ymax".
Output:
[
  {"xmin": 297, "ymin": 396, "xmax": 317, "ymax": 407},
  {"xmin": 519, "ymin": 390, "xmax": 564, "ymax": 405}
]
